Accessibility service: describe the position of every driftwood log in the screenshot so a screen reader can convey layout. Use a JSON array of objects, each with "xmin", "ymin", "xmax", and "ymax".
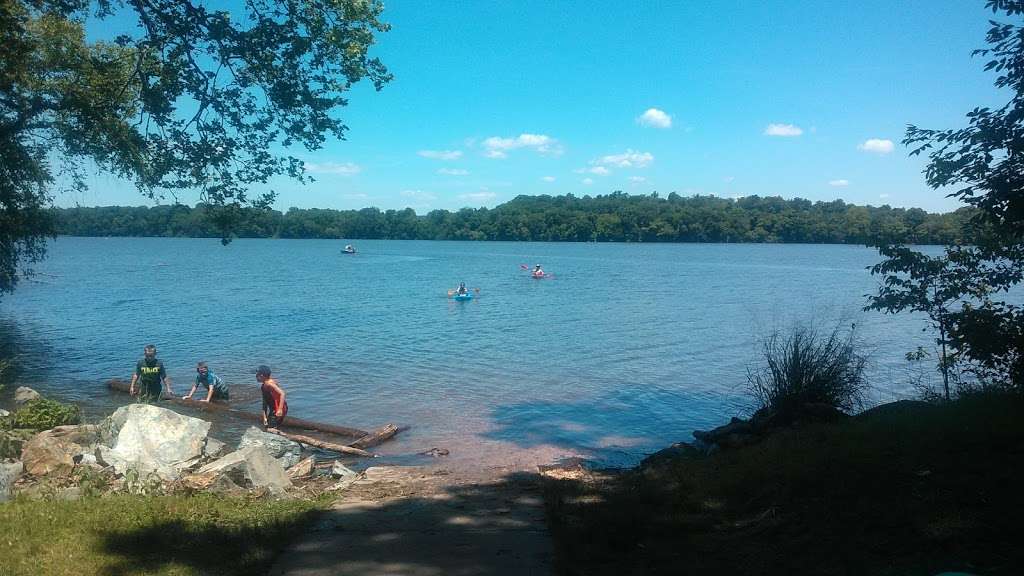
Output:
[
  {"xmin": 106, "ymin": 379, "xmax": 403, "ymax": 451},
  {"xmin": 351, "ymin": 424, "xmax": 403, "ymax": 450},
  {"xmin": 269, "ymin": 430, "xmax": 374, "ymax": 458}
]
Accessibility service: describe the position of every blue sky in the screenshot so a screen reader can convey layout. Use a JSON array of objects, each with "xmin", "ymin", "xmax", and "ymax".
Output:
[{"xmin": 68, "ymin": 1, "xmax": 1009, "ymax": 213}]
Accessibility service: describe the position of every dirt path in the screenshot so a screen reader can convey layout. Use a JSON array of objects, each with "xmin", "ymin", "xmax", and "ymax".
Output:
[{"xmin": 269, "ymin": 466, "xmax": 553, "ymax": 576}]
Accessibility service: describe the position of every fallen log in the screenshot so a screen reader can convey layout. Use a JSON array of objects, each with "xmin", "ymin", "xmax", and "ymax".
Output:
[
  {"xmin": 106, "ymin": 379, "xmax": 372, "ymax": 438},
  {"xmin": 350, "ymin": 424, "xmax": 403, "ymax": 450},
  {"xmin": 269, "ymin": 430, "xmax": 374, "ymax": 458}
]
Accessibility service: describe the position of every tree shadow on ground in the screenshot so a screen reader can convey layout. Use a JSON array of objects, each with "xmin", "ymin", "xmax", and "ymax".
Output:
[
  {"xmin": 98, "ymin": 470, "xmax": 554, "ymax": 576},
  {"xmin": 481, "ymin": 389, "xmax": 736, "ymax": 467},
  {"xmin": 98, "ymin": 507, "xmax": 322, "ymax": 576}
]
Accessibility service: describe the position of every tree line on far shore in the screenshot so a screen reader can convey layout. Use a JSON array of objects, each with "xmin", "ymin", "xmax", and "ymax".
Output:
[{"xmin": 52, "ymin": 192, "xmax": 974, "ymax": 245}]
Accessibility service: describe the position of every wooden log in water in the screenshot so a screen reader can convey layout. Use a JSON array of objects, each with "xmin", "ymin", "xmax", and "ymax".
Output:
[
  {"xmin": 350, "ymin": 424, "xmax": 403, "ymax": 450},
  {"xmin": 106, "ymin": 379, "xmax": 373, "ymax": 439},
  {"xmin": 269, "ymin": 430, "xmax": 374, "ymax": 458}
]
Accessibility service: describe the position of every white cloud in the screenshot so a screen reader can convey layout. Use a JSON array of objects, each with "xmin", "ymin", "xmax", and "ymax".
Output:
[
  {"xmin": 763, "ymin": 123, "xmax": 803, "ymax": 137},
  {"xmin": 459, "ymin": 192, "xmax": 497, "ymax": 201},
  {"xmin": 400, "ymin": 189, "xmax": 437, "ymax": 201},
  {"xmin": 637, "ymin": 108, "xmax": 672, "ymax": 129},
  {"xmin": 582, "ymin": 178, "xmax": 594, "ymax": 185},
  {"xmin": 879, "ymin": 193, "xmax": 890, "ymax": 199},
  {"xmin": 418, "ymin": 150, "xmax": 463, "ymax": 160},
  {"xmin": 592, "ymin": 149, "xmax": 654, "ymax": 168},
  {"xmin": 305, "ymin": 161, "xmax": 361, "ymax": 175},
  {"xmin": 629, "ymin": 176, "xmax": 647, "ymax": 183},
  {"xmin": 829, "ymin": 179, "xmax": 850, "ymax": 187},
  {"xmin": 541, "ymin": 176, "xmax": 556, "ymax": 182},
  {"xmin": 859, "ymin": 138, "xmax": 895, "ymax": 154},
  {"xmin": 437, "ymin": 168, "xmax": 469, "ymax": 176},
  {"xmin": 482, "ymin": 133, "xmax": 562, "ymax": 158}
]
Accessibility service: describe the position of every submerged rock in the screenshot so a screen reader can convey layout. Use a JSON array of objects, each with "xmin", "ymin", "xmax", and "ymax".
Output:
[
  {"xmin": 13, "ymin": 387, "xmax": 41, "ymax": 405},
  {"xmin": 21, "ymin": 424, "xmax": 100, "ymax": 477},
  {"xmin": 96, "ymin": 404, "xmax": 211, "ymax": 481},
  {"xmin": 238, "ymin": 426, "xmax": 302, "ymax": 469}
]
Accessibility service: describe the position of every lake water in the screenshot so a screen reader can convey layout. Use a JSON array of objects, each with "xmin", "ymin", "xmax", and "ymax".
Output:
[{"xmin": 0, "ymin": 238, "xmax": 939, "ymax": 468}]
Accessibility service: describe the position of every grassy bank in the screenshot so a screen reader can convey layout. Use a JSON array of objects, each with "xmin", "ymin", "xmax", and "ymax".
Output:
[
  {"xmin": 0, "ymin": 493, "xmax": 325, "ymax": 576},
  {"xmin": 544, "ymin": 394, "xmax": 1024, "ymax": 575}
]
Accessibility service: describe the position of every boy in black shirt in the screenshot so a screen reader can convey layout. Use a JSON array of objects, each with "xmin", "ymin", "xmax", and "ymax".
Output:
[{"xmin": 130, "ymin": 344, "xmax": 172, "ymax": 402}]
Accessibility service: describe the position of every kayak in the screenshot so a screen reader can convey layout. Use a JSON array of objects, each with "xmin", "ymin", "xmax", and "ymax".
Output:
[
  {"xmin": 453, "ymin": 293, "xmax": 474, "ymax": 301},
  {"xmin": 342, "ymin": 249, "xmax": 356, "ymax": 254},
  {"xmin": 531, "ymin": 272, "xmax": 546, "ymax": 279}
]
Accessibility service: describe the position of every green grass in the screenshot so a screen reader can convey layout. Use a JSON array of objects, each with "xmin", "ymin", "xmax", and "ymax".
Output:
[
  {"xmin": 544, "ymin": 394, "xmax": 1024, "ymax": 576},
  {"xmin": 0, "ymin": 493, "xmax": 326, "ymax": 576}
]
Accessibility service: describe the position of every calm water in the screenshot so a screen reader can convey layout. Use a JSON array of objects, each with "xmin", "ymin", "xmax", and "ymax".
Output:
[{"xmin": 0, "ymin": 238, "xmax": 938, "ymax": 468}]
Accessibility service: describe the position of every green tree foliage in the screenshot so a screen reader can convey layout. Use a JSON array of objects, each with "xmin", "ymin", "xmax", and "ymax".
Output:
[
  {"xmin": 51, "ymin": 193, "xmax": 973, "ymax": 245},
  {"xmin": 0, "ymin": 0, "xmax": 391, "ymax": 295},
  {"xmin": 869, "ymin": 0, "xmax": 1024, "ymax": 391}
]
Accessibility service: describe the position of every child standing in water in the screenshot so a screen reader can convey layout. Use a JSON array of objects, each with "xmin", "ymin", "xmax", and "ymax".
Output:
[{"xmin": 256, "ymin": 365, "xmax": 288, "ymax": 431}]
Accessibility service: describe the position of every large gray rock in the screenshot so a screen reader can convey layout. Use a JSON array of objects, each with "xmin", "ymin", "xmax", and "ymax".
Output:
[
  {"xmin": 21, "ymin": 425, "xmax": 99, "ymax": 477},
  {"xmin": 14, "ymin": 387, "xmax": 41, "ymax": 405},
  {"xmin": 97, "ymin": 404, "xmax": 211, "ymax": 481},
  {"xmin": 0, "ymin": 408, "xmax": 10, "ymax": 417},
  {"xmin": 287, "ymin": 456, "xmax": 315, "ymax": 480},
  {"xmin": 0, "ymin": 428, "xmax": 35, "ymax": 460},
  {"xmin": 0, "ymin": 461, "xmax": 23, "ymax": 502},
  {"xmin": 237, "ymin": 426, "xmax": 302, "ymax": 469},
  {"xmin": 188, "ymin": 446, "xmax": 292, "ymax": 495}
]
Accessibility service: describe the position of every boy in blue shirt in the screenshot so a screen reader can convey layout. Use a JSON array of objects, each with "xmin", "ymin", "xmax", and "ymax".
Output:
[{"xmin": 183, "ymin": 361, "xmax": 230, "ymax": 402}]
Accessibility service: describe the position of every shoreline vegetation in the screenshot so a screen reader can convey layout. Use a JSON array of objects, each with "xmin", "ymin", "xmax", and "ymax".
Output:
[{"xmin": 51, "ymin": 193, "xmax": 974, "ymax": 245}]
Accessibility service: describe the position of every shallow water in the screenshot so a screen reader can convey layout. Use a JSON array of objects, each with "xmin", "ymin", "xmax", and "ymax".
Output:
[{"xmin": 0, "ymin": 238, "xmax": 939, "ymax": 468}]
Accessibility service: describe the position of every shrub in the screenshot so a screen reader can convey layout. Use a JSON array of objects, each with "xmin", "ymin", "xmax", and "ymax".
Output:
[
  {"xmin": 12, "ymin": 398, "xmax": 81, "ymax": 431},
  {"xmin": 748, "ymin": 325, "xmax": 868, "ymax": 416}
]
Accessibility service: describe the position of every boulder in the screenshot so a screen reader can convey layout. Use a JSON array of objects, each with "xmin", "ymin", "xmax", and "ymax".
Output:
[
  {"xmin": 327, "ymin": 462, "xmax": 361, "ymax": 492},
  {"xmin": 14, "ymin": 387, "xmax": 41, "ymax": 405},
  {"xmin": 287, "ymin": 456, "xmax": 315, "ymax": 480},
  {"xmin": 0, "ymin": 408, "xmax": 9, "ymax": 417},
  {"xmin": 0, "ymin": 428, "xmax": 35, "ymax": 460},
  {"xmin": 237, "ymin": 426, "xmax": 302, "ymax": 469},
  {"xmin": 0, "ymin": 461, "xmax": 23, "ymax": 502},
  {"xmin": 692, "ymin": 417, "xmax": 753, "ymax": 445},
  {"xmin": 204, "ymin": 437, "xmax": 227, "ymax": 459},
  {"xmin": 190, "ymin": 446, "xmax": 292, "ymax": 495},
  {"xmin": 331, "ymin": 461, "xmax": 357, "ymax": 479},
  {"xmin": 21, "ymin": 424, "xmax": 100, "ymax": 477},
  {"xmin": 97, "ymin": 404, "xmax": 211, "ymax": 481},
  {"xmin": 640, "ymin": 441, "xmax": 704, "ymax": 471}
]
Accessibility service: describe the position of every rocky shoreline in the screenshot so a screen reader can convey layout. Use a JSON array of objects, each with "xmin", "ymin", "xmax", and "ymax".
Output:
[{"xmin": 1, "ymin": 387, "xmax": 384, "ymax": 503}]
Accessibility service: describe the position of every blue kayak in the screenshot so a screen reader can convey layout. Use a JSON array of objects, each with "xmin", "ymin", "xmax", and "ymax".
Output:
[{"xmin": 453, "ymin": 293, "xmax": 474, "ymax": 301}]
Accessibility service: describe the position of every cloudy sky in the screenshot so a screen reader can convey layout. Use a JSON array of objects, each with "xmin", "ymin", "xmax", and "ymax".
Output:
[{"xmin": 70, "ymin": 0, "xmax": 1008, "ymax": 213}]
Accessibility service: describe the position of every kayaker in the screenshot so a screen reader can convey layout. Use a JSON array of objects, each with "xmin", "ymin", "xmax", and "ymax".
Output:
[
  {"xmin": 129, "ymin": 344, "xmax": 172, "ymax": 402},
  {"xmin": 257, "ymin": 365, "xmax": 288, "ymax": 431},
  {"xmin": 457, "ymin": 282, "xmax": 468, "ymax": 295},
  {"xmin": 533, "ymin": 264, "xmax": 544, "ymax": 277},
  {"xmin": 183, "ymin": 361, "xmax": 229, "ymax": 402}
]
